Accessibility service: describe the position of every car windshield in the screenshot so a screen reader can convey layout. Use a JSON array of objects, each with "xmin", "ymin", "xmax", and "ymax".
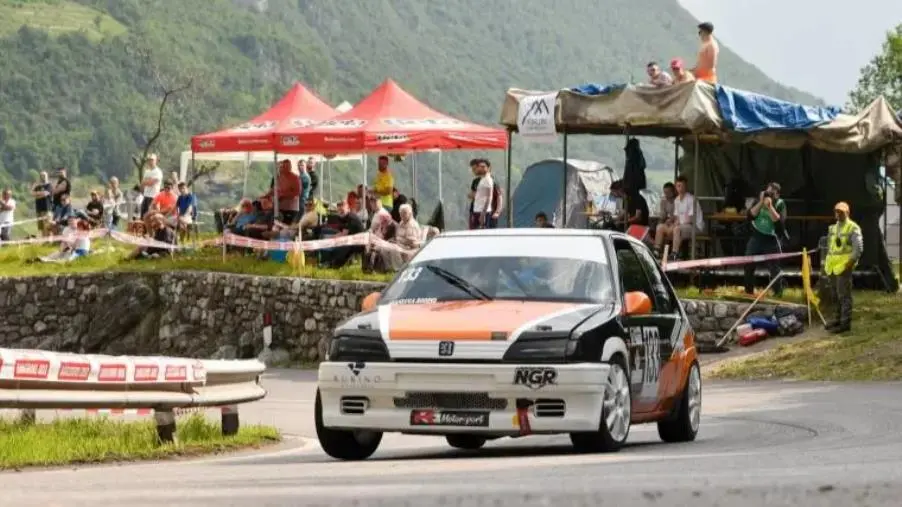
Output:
[{"xmin": 380, "ymin": 235, "xmax": 615, "ymax": 304}]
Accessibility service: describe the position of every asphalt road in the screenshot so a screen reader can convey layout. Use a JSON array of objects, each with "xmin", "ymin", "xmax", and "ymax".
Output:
[{"xmin": 3, "ymin": 369, "xmax": 902, "ymax": 507}]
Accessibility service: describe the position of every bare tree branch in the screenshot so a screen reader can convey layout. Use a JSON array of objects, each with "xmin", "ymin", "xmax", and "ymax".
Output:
[
  {"xmin": 125, "ymin": 41, "xmax": 197, "ymax": 186},
  {"xmin": 187, "ymin": 162, "xmax": 220, "ymax": 187}
]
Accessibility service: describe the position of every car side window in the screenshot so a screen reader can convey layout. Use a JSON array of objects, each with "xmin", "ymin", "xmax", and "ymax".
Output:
[
  {"xmin": 632, "ymin": 243, "xmax": 676, "ymax": 313},
  {"xmin": 613, "ymin": 239, "xmax": 656, "ymax": 307}
]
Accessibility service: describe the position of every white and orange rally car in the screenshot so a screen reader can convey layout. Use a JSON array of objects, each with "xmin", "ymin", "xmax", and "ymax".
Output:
[{"xmin": 315, "ymin": 228, "xmax": 701, "ymax": 460}]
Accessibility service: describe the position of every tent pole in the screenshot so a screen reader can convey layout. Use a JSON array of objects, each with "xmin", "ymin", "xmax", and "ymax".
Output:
[
  {"xmin": 673, "ymin": 137, "xmax": 680, "ymax": 180},
  {"xmin": 691, "ymin": 135, "xmax": 699, "ymax": 260},
  {"xmin": 505, "ymin": 130, "xmax": 513, "ymax": 227},
  {"xmin": 242, "ymin": 152, "xmax": 250, "ymax": 198},
  {"xmin": 562, "ymin": 130, "xmax": 569, "ymax": 228},
  {"xmin": 272, "ymin": 152, "xmax": 279, "ymax": 219},
  {"xmin": 328, "ymin": 160, "xmax": 333, "ymax": 203},
  {"xmin": 438, "ymin": 150, "xmax": 443, "ymax": 203},
  {"xmin": 363, "ymin": 155, "xmax": 368, "ymax": 201},
  {"xmin": 318, "ymin": 159, "xmax": 324, "ymax": 201},
  {"xmin": 883, "ymin": 148, "xmax": 902, "ymax": 245},
  {"xmin": 411, "ymin": 152, "xmax": 417, "ymax": 202}
]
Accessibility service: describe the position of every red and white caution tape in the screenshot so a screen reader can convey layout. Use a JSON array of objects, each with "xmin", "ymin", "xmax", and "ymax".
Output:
[
  {"xmin": 0, "ymin": 228, "xmax": 109, "ymax": 246},
  {"xmin": 664, "ymin": 251, "xmax": 805, "ymax": 272},
  {"xmin": 109, "ymin": 230, "xmax": 191, "ymax": 250},
  {"xmin": 220, "ymin": 231, "xmax": 415, "ymax": 254},
  {"xmin": 0, "ymin": 348, "xmax": 206, "ymax": 384},
  {"xmin": 2, "ymin": 217, "xmax": 41, "ymax": 228}
]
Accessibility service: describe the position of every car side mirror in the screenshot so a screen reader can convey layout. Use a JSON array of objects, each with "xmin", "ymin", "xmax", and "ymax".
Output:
[
  {"xmin": 623, "ymin": 291, "xmax": 652, "ymax": 316},
  {"xmin": 361, "ymin": 292, "xmax": 382, "ymax": 312}
]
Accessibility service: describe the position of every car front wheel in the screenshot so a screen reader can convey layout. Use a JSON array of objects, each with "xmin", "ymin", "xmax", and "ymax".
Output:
[
  {"xmin": 570, "ymin": 359, "xmax": 631, "ymax": 452},
  {"xmin": 315, "ymin": 390, "xmax": 383, "ymax": 460},
  {"xmin": 657, "ymin": 361, "xmax": 701, "ymax": 442}
]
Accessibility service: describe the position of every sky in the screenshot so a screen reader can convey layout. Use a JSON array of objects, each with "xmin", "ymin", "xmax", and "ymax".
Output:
[{"xmin": 677, "ymin": 0, "xmax": 902, "ymax": 106}]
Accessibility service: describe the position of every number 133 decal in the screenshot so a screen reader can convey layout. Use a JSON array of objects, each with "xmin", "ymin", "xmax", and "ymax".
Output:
[{"xmin": 630, "ymin": 326, "xmax": 661, "ymax": 386}]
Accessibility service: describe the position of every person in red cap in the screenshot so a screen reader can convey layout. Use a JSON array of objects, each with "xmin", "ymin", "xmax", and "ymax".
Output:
[{"xmin": 670, "ymin": 58, "xmax": 696, "ymax": 84}]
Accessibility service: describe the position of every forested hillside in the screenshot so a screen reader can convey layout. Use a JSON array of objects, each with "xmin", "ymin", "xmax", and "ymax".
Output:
[{"xmin": 0, "ymin": 0, "xmax": 822, "ymax": 224}]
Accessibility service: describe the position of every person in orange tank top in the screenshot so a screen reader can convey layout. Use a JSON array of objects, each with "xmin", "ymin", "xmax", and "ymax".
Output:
[{"xmin": 692, "ymin": 22, "xmax": 719, "ymax": 84}]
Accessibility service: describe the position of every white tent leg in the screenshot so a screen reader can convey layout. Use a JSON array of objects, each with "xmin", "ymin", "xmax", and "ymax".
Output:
[
  {"xmin": 327, "ymin": 160, "xmax": 333, "ymax": 203},
  {"xmin": 363, "ymin": 156, "xmax": 368, "ymax": 198},
  {"xmin": 318, "ymin": 160, "xmax": 324, "ymax": 201},
  {"xmin": 242, "ymin": 152, "xmax": 251, "ymax": 198},
  {"xmin": 438, "ymin": 151, "xmax": 443, "ymax": 203}
]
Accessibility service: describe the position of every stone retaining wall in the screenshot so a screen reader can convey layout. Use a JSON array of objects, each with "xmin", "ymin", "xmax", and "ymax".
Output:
[{"xmin": 0, "ymin": 272, "xmax": 805, "ymax": 362}]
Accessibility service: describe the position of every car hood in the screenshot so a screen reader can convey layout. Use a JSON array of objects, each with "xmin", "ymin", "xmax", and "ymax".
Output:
[{"xmin": 341, "ymin": 300, "xmax": 614, "ymax": 342}]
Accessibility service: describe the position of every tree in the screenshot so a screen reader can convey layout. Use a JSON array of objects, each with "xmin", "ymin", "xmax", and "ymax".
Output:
[
  {"xmin": 848, "ymin": 24, "xmax": 902, "ymax": 113},
  {"xmin": 125, "ymin": 40, "xmax": 197, "ymax": 187}
]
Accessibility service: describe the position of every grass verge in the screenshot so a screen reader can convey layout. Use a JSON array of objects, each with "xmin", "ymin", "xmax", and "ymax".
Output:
[
  {"xmin": 706, "ymin": 290, "xmax": 902, "ymax": 381},
  {"xmin": 0, "ymin": 238, "xmax": 394, "ymax": 282},
  {"xmin": 0, "ymin": 413, "xmax": 281, "ymax": 469}
]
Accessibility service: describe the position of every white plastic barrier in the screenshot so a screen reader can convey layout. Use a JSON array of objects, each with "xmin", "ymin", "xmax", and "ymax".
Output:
[{"xmin": 0, "ymin": 347, "xmax": 267, "ymax": 440}]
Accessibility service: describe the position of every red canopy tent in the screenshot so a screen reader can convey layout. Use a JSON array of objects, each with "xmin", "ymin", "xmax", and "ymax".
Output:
[
  {"xmin": 192, "ymin": 82, "xmax": 338, "ymax": 152},
  {"xmin": 274, "ymin": 79, "xmax": 508, "ymax": 154}
]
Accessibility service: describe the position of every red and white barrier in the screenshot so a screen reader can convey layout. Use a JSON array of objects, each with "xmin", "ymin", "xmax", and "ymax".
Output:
[
  {"xmin": 0, "ymin": 228, "xmax": 109, "ymax": 246},
  {"xmin": 56, "ymin": 406, "xmax": 213, "ymax": 417},
  {"xmin": 219, "ymin": 231, "xmax": 414, "ymax": 254},
  {"xmin": 664, "ymin": 251, "xmax": 804, "ymax": 272},
  {"xmin": 0, "ymin": 349, "xmax": 206, "ymax": 385}
]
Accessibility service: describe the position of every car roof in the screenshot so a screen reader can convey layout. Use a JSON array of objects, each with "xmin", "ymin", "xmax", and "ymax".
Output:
[
  {"xmin": 437, "ymin": 228, "xmax": 644, "ymax": 247},
  {"xmin": 439, "ymin": 228, "xmax": 616, "ymax": 239}
]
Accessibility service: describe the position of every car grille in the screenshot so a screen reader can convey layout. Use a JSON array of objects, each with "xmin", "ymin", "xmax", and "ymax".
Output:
[
  {"xmin": 533, "ymin": 399, "xmax": 566, "ymax": 417},
  {"xmin": 393, "ymin": 392, "xmax": 508, "ymax": 410}
]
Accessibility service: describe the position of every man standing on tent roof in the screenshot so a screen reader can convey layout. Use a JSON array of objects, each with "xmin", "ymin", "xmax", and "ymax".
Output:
[
  {"xmin": 824, "ymin": 201, "xmax": 863, "ymax": 334},
  {"xmin": 692, "ymin": 22, "xmax": 719, "ymax": 84},
  {"xmin": 372, "ymin": 155, "xmax": 394, "ymax": 211}
]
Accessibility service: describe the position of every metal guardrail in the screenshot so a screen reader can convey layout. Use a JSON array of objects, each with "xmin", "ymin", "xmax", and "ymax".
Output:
[{"xmin": 0, "ymin": 348, "xmax": 267, "ymax": 441}]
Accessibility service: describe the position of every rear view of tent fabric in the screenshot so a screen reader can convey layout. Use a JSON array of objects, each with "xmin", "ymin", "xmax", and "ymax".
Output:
[{"xmin": 512, "ymin": 159, "xmax": 617, "ymax": 228}]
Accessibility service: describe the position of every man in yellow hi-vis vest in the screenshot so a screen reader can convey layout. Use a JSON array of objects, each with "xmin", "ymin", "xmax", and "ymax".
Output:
[{"xmin": 824, "ymin": 201, "xmax": 863, "ymax": 333}]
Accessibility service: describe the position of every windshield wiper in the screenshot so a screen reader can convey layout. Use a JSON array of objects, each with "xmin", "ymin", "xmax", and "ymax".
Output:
[{"xmin": 425, "ymin": 265, "xmax": 493, "ymax": 301}]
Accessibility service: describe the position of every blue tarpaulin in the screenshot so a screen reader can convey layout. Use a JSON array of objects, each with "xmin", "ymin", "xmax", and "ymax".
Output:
[
  {"xmin": 570, "ymin": 83, "xmax": 627, "ymax": 96},
  {"xmin": 715, "ymin": 85, "xmax": 842, "ymax": 133}
]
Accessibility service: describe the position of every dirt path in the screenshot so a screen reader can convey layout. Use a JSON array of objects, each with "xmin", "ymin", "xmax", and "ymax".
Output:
[{"xmin": 699, "ymin": 328, "xmax": 827, "ymax": 377}]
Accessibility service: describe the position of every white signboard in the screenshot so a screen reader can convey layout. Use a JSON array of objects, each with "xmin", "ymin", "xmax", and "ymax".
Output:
[{"xmin": 516, "ymin": 92, "xmax": 558, "ymax": 142}]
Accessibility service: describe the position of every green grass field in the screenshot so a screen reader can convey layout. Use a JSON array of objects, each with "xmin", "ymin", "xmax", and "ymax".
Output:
[
  {"xmin": 0, "ymin": 0, "xmax": 126, "ymax": 40},
  {"xmin": 0, "ymin": 237, "xmax": 394, "ymax": 282},
  {"xmin": 706, "ymin": 289, "xmax": 902, "ymax": 381},
  {"xmin": 0, "ymin": 413, "xmax": 279, "ymax": 469}
]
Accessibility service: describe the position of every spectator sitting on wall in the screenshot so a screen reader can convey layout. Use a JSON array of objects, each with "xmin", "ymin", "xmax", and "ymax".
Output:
[
  {"xmin": 85, "ymin": 191, "xmax": 105, "ymax": 228},
  {"xmin": 225, "ymin": 198, "xmax": 257, "ymax": 235},
  {"xmin": 322, "ymin": 199, "xmax": 365, "ymax": 269},
  {"xmin": 33, "ymin": 216, "xmax": 91, "ymax": 263},
  {"xmin": 127, "ymin": 213, "xmax": 175, "ymax": 260}
]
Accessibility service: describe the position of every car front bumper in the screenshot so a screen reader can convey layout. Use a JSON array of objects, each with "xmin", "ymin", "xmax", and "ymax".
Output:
[{"xmin": 317, "ymin": 361, "xmax": 609, "ymax": 435}]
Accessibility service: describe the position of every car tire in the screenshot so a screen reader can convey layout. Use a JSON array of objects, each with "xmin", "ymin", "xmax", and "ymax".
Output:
[
  {"xmin": 314, "ymin": 389, "xmax": 383, "ymax": 460},
  {"xmin": 445, "ymin": 434, "xmax": 487, "ymax": 450},
  {"xmin": 657, "ymin": 361, "xmax": 701, "ymax": 443},
  {"xmin": 570, "ymin": 358, "xmax": 631, "ymax": 453}
]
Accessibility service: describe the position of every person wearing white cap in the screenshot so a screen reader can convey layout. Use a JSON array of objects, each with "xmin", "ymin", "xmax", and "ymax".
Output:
[{"xmin": 824, "ymin": 201, "xmax": 862, "ymax": 333}]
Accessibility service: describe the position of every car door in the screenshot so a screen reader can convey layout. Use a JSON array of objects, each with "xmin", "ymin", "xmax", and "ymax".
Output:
[{"xmin": 612, "ymin": 238, "xmax": 669, "ymax": 411}]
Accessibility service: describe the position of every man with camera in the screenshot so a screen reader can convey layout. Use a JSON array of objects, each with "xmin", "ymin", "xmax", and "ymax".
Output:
[{"xmin": 744, "ymin": 182, "xmax": 787, "ymax": 297}]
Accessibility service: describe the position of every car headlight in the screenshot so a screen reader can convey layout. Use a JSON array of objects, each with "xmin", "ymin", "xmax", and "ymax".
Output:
[
  {"xmin": 328, "ymin": 333, "xmax": 391, "ymax": 362},
  {"xmin": 502, "ymin": 332, "xmax": 580, "ymax": 363}
]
